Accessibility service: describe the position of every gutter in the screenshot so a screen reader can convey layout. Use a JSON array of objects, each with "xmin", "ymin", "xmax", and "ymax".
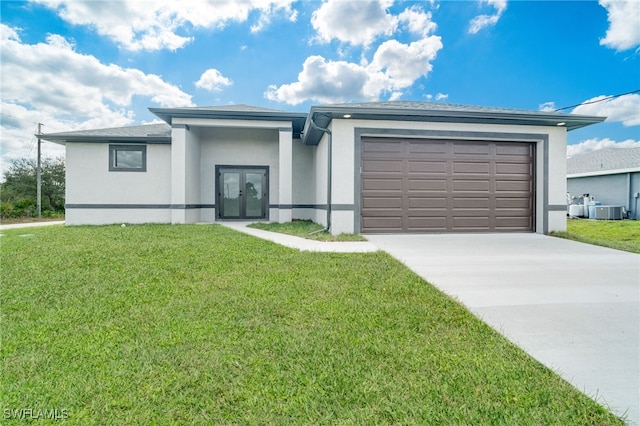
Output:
[{"xmin": 307, "ymin": 115, "xmax": 332, "ymax": 235}]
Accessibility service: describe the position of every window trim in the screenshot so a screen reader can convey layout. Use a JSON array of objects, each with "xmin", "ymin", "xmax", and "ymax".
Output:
[{"xmin": 109, "ymin": 144, "xmax": 147, "ymax": 172}]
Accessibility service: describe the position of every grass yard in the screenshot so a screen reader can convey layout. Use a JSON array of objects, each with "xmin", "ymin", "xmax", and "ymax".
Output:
[
  {"xmin": 249, "ymin": 219, "xmax": 366, "ymax": 242},
  {"xmin": 1, "ymin": 225, "xmax": 622, "ymax": 425},
  {"xmin": 551, "ymin": 218, "xmax": 640, "ymax": 253}
]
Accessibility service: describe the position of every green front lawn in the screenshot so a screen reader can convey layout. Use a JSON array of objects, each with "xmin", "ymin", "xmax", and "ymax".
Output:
[
  {"xmin": 551, "ymin": 218, "xmax": 640, "ymax": 253},
  {"xmin": 1, "ymin": 225, "xmax": 622, "ymax": 424}
]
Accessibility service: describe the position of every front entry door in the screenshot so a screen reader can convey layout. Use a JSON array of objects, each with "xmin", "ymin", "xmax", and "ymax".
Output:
[{"xmin": 217, "ymin": 167, "xmax": 268, "ymax": 219}]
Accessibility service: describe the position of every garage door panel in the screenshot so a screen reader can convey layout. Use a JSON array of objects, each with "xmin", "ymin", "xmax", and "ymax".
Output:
[
  {"xmin": 408, "ymin": 141, "xmax": 447, "ymax": 154},
  {"xmin": 362, "ymin": 197, "xmax": 402, "ymax": 209},
  {"xmin": 496, "ymin": 163, "xmax": 531, "ymax": 174},
  {"xmin": 453, "ymin": 180, "xmax": 490, "ymax": 192},
  {"xmin": 453, "ymin": 198, "xmax": 490, "ymax": 208},
  {"xmin": 363, "ymin": 141, "xmax": 403, "ymax": 154},
  {"xmin": 362, "ymin": 178, "xmax": 403, "ymax": 191},
  {"xmin": 362, "ymin": 216, "xmax": 403, "ymax": 230},
  {"xmin": 453, "ymin": 143, "xmax": 491, "ymax": 155},
  {"xmin": 408, "ymin": 161, "xmax": 447, "ymax": 173},
  {"xmin": 494, "ymin": 208, "xmax": 532, "ymax": 217},
  {"xmin": 407, "ymin": 208, "xmax": 450, "ymax": 216},
  {"xmin": 496, "ymin": 144, "xmax": 532, "ymax": 156},
  {"xmin": 361, "ymin": 138, "xmax": 533, "ymax": 233},
  {"xmin": 407, "ymin": 217, "xmax": 448, "ymax": 230},
  {"xmin": 496, "ymin": 217, "xmax": 532, "ymax": 229},
  {"xmin": 496, "ymin": 198, "xmax": 531, "ymax": 208},
  {"xmin": 363, "ymin": 159, "xmax": 403, "ymax": 173},
  {"xmin": 408, "ymin": 179, "xmax": 447, "ymax": 191},
  {"xmin": 496, "ymin": 180, "xmax": 531, "ymax": 191},
  {"xmin": 453, "ymin": 162, "xmax": 491, "ymax": 174},
  {"xmin": 451, "ymin": 208, "xmax": 491, "ymax": 217},
  {"xmin": 453, "ymin": 217, "xmax": 490, "ymax": 228},
  {"xmin": 409, "ymin": 197, "xmax": 447, "ymax": 208}
]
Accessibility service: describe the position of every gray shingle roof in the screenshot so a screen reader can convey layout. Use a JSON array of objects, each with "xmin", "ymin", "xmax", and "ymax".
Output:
[
  {"xmin": 42, "ymin": 123, "xmax": 170, "ymax": 141},
  {"xmin": 40, "ymin": 102, "xmax": 606, "ymax": 146},
  {"xmin": 159, "ymin": 104, "xmax": 288, "ymax": 113},
  {"xmin": 567, "ymin": 147, "xmax": 640, "ymax": 175},
  {"xmin": 303, "ymin": 101, "xmax": 605, "ymax": 145},
  {"xmin": 320, "ymin": 101, "xmax": 546, "ymax": 115},
  {"xmin": 317, "ymin": 100, "xmax": 605, "ymax": 119}
]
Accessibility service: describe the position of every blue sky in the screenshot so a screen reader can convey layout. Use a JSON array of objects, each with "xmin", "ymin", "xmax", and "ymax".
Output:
[{"xmin": 1, "ymin": 0, "xmax": 639, "ymax": 170}]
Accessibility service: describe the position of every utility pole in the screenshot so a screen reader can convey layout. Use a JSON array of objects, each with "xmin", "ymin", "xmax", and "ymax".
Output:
[{"xmin": 36, "ymin": 123, "xmax": 43, "ymax": 218}]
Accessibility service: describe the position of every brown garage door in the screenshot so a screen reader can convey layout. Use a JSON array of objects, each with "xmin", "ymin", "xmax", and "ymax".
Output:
[{"xmin": 361, "ymin": 138, "xmax": 534, "ymax": 233}]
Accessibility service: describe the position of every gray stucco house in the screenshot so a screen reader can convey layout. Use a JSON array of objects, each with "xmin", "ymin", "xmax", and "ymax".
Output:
[
  {"xmin": 567, "ymin": 147, "xmax": 640, "ymax": 219},
  {"xmin": 41, "ymin": 101, "xmax": 604, "ymax": 234}
]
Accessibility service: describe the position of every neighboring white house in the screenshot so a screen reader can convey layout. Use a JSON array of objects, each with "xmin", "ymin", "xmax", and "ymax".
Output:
[
  {"xmin": 42, "ymin": 102, "xmax": 604, "ymax": 234},
  {"xmin": 567, "ymin": 147, "xmax": 640, "ymax": 219}
]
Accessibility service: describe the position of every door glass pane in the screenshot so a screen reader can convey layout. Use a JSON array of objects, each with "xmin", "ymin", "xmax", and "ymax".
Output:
[
  {"xmin": 245, "ymin": 172, "xmax": 263, "ymax": 217},
  {"xmin": 222, "ymin": 172, "xmax": 240, "ymax": 217}
]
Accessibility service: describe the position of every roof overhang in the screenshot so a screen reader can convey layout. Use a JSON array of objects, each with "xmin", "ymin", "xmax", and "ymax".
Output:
[
  {"xmin": 568, "ymin": 167, "xmax": 640, "ymax": 179},
  {"xmin": 41, "ymin": 135, "xmax": 171, "ymax": 145},
  {"xmin": 301, "ymin": 104, "xmax": 606, "ymax": 145},
  {"xmin": 149, "ymin": 107, "xmax": 308, "ymax": 139}
]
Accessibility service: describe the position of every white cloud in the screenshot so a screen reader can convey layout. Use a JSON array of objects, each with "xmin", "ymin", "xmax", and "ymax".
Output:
[
  {"xmin": 195, "ymin": 69, "xmax": 233, "ymax": 92},
  {"xmin": 0, "ymin": 23, "xmax": 194, "ymax": 170},
  {"xmin": 311, "ymin": 0, "xmax": 397, "ymax": 47},
  {"xmin": 572, "ymin": 94, "xmax": 640, "ymax": 126},
  {"xmin": 568, "ymin": 138, "xmax": 640, "ymax": 158},
  {"xmin": 31, "ymin": 0, "xmax": 297, "ymax": 51},
  {"xmin": 310, "ymin": 1, "xmax": 438, "ymax": 47},
  {"xmin": 370, "ymin": 37, "xmax": 442, "ymax": 87},
  {"xmin": 270, "ymin": 1, "xmax": 442, "ymax": 105},
  {"xmin": 265, "ymin": 56, "xmax": 372, "ymax": 104},
  {"xmin": 468, "ymin": 0, "xmax": 507, "ymax": 34},
  {"xmin": 539, "ymin": 101, "xmax": 557, "ymax": 112},
  {"xmin": 435, "ymin": 93, "xmax": 448, "ymax": 101},
  {"xmin": 599, "ymin": 0, "xmax": 640, "ymax": 51},
  {"xmin": 265, "ymin": 35, "xmax": 443, "ymax": 104},
  {"xmin": 398, "ymin": 5, "xmax": 438, "ymax": 38}
]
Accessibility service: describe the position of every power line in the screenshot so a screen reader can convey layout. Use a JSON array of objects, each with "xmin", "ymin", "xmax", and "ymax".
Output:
[
  {"xmin": 554, "ymin": 89, "xmax": 640, "ymax": 112},
  {"xmin": 27, "ymin": 124, "xmax": 39, "ymax": 156}
]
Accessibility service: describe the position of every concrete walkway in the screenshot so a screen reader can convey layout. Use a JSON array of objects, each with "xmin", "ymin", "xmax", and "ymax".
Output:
[
  {"xmin": 220, "ymin": 222, "xmax": 378, "ymax": 252},
  {"xmin": 0, "ymin": 220, "xmax": 65, "ymax": 231},
  {"xmin": 366, "ymin": 233, "xmax": 640, "ymax": 425}
]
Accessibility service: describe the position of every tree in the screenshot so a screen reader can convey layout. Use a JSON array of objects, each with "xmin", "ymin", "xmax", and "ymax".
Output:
[{"xmin": 0, "ymin": 157, "xmax": 65, "ymax": 218}]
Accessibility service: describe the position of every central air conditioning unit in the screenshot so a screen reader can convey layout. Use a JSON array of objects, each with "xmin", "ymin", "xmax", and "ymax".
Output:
[{"xmin": 594, "ymin": 206, "xmax": 623, "ymax": 220}]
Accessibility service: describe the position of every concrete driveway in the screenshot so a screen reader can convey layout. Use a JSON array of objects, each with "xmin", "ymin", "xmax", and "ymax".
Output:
[{"xmin": 366, "ymin": 233, "xmax": 639, "ymax": 425}]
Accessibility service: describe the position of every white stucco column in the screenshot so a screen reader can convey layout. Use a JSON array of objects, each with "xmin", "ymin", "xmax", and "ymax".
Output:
[
  {"xmin": 171, "ymin": 125, "xmax": 188, "ymax": 224},
  {"xmin": 171, "ymin": 124, "xmax": 201, "ymax": 224},
  {"xmin": 278, "ymin": 127, "xmax": 293, "ymax": 223}
]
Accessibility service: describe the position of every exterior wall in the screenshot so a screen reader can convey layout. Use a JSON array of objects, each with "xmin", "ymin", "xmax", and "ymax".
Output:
[
  {"xmin": 291, "ymin": 139, "xmax": 316, "ymax": 221},
  {"xmin": 198, "ymin": 127, "xmax": 280, "ymax": 221},
  {"xmin": 568, "ymin": 172, "xmax": 640, "ymax": 219},
  {"xmin": 545, "ymin": 126, "xmax": 568, "ymax": 232},
  {"xmin": 311, "ymin": 133, "xmax": 329, "ymax": 227},
  {"xmin": 65, "ymin": 142, "xmax": 171, "ymax": 225},
  {"xmin": 325, "ymin": 119, "xmax": 568, "ymax": 234},
  {"xmin": 171, "ymin": 126, "xmax": 201, "ymax": 223}
]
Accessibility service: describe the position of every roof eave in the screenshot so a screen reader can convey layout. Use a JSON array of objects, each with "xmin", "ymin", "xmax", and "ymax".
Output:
[
  {"xmin": 301, "ymin": 106, "xmax": 605, "ymax": 145},
  {"xmin": 148, "ymin": 107, "xmax": 308, "ymax": 138},
  {"xmin": 568, "ymin": 167, "xmax": 640, "ymax": 178},
  {"xmin": 40, "ymin": 135, "xmax": 171, "ymax": 144}
]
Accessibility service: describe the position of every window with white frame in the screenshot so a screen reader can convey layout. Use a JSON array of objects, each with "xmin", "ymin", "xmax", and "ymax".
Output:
[{"xmin": 109, "ymin": 145, "xmax": 147, "ymax": 172}]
